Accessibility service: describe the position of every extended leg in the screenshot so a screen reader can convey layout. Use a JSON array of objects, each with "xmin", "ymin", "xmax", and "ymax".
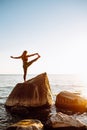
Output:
[{"xmin": 27, "ymin": 55, "xmax": 40, "ymax": 67}]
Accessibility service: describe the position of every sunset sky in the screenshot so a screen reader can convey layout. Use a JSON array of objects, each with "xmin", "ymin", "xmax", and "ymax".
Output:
[{"xmin": 0, "ymin": 0, "xmax": 87, "ymax": 75}]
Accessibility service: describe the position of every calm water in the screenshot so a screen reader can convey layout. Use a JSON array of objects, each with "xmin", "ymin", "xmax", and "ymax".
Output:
[{"xmin": 0, "ymin": 74, "xmax": 87, "ymax": 129}]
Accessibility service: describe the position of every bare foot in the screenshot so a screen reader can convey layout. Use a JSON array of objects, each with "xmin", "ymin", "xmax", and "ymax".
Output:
[
  {"xmin": 38, "ymin": 54, "xmax": 40, "ymax": 58},
  {"xmin": 24, "ymin": 80, "xmax": 28, "ymax": 84}
]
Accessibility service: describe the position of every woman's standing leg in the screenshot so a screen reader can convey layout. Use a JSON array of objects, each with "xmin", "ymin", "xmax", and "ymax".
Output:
[{"xmin": 23, "ymin": 67, "xmax": 27, "ymax": 82}]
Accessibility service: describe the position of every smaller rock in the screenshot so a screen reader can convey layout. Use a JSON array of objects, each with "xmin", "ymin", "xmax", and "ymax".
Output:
[
  {"xmin": 55, "ymin": 91, "xmax": 87, "ymax": 113},
  {"xmin": 46, "ymin": 112, "xmax": 85, "ymax": 129},
  {"xmin": 6, "ymin": 119, "xmax": 43, "ymax": 130}
]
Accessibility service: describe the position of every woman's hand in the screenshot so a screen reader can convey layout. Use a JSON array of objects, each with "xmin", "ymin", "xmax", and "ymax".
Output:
[{"xmin": 10, "ymin": 56, "xmax": 14, "ymax": 58}]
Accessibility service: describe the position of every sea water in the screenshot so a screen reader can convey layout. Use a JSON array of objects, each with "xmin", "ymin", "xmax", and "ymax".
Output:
[{"xmin": 0, "ymin": 74, "xmax": 87, "ymax": 129}]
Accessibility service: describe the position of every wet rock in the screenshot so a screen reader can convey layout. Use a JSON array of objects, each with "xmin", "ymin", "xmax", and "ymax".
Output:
[
  {"xmin": 5, "ymin": 72, "xmax": 53, "ymax": 108},
  {"xmin": 6, "ymin": 119, "xmax": 43, "ymax": 130},
  {"xmin": 46, "ymin": 112, "xmax": 86, "ymax": 129},
  {"xmin": 55, "ymin": 91, "xmax": 87, "ymax": 113},
  {"xmin": 6, "ymin": 105, "xmax": 51, "ymax": 124}
]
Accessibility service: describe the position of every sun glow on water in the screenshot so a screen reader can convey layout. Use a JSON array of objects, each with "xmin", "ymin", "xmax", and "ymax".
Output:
[
  {"xmin": 81, "ymin": 89, "xmax": 87, "ymax": 99},
  {"xmin": 78, "ymin": 74, "xmax": 87, "ymax": 99}
]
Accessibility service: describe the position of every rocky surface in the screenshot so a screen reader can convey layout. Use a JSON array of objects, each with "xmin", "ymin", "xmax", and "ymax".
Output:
[
  {"xmin": 55, "ymin": 91, "xmax": 87, "ymax": 113},
  {"xmin": 5, "ymin": 72, "xmax": 53, "ymax": 108},
  {"xmin": 46, "ymin": 112, "xmax": 86, "ymax": 129},
  {"xmin": 6, "ymin": 119, "xmax": 43, "ymax": 130},
  {"xmin": 5, "ymin": 74, "xmax": 87, "ymax": 130}
]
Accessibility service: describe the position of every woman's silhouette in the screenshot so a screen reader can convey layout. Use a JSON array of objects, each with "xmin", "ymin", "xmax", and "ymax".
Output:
[{"xmin": 11, "ymin": 50, "xmax": 40, "ymax": 82}]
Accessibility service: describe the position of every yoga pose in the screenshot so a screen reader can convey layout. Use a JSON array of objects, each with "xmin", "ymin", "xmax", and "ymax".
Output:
[{"xmin": 11, "ymin": 50, "xmax": 40, "ymax": 81}]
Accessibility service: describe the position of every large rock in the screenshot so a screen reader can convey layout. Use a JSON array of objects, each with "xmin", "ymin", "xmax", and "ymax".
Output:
[
  {"xmin": 6, "ymin": 119, "xmax": 43, "ymax": 130},
  {"xmin": 55, "ymin": 91, "xmax": 87, "ymax": 113},
  {"xmin": 5, "ymin": 72, "xmax": 53, "ymax": 108}
]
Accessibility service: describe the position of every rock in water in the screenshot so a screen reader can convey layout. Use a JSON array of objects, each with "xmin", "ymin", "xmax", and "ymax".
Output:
[
  {"xmin": 55, "ymin": 91, "xmax": 87, "ymax": 113},
  {"xmin": 5, "ymin": 72, "xmax": 53, "ymax": 108},
  {"xmin": 6, "ymin": 119, "xmax": 43, "ymax": 130},
  {"xmin": 46, "ymin": 112, "xmax": 85, "ymax": 129}
]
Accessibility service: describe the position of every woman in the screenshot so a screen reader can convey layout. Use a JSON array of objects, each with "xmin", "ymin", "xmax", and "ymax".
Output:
[{"xmin": 11, "ymin": 50, "xmax": 40, "ymax": 82}]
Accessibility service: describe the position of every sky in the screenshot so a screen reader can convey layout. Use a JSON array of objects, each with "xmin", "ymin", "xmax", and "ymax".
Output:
[{"xmin": 0, "ymin": 0, "xmax": 87, "ymax": 75}]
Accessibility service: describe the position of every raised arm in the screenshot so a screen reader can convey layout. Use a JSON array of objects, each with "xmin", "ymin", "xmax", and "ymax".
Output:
[
  {"xmin": 10, "ymin": 55, "xmax": 22, "ymax": 59},
  {"xmin": 27, "ymin": 53, "xmax": 40, "ymax": 57}
]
